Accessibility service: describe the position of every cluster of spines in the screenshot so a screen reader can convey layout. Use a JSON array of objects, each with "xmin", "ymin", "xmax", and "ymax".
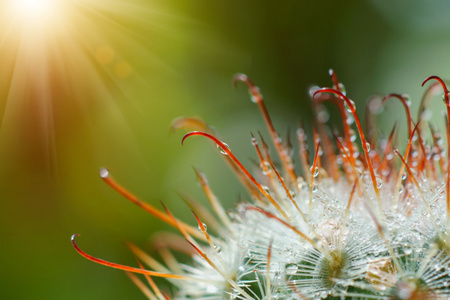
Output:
[{"xmin": 73, "ymin": 71, "xmax": 450, "ymax": 299}]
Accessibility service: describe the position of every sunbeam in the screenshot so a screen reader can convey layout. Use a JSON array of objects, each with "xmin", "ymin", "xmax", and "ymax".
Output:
[
  {"xmin": 9, "ymin": 0, "xmax": 59, "ymax": 20},
  {"xmin": 0, "ymin": 0, "xmax": 175, "ymax": 181}
]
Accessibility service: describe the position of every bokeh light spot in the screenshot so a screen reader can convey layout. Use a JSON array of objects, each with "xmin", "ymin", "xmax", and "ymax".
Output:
[
  {"xmin": 115, "ymin": 61, "xmax": 132, "ymax": 78},
  {"xmin": 96, "ymin": 46, "xmax": 115, "ymax": 65}
]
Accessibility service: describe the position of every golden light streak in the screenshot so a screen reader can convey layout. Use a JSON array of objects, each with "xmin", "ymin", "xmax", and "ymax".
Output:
[{"xmin": 0, "ymin": 0, "xmax": 172, "ymax": 179}]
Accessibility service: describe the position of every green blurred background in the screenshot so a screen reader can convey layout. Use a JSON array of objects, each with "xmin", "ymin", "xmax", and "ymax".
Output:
[{"xmin": 1, "ymin": 0, "xmax": 450, "ymax": 299}]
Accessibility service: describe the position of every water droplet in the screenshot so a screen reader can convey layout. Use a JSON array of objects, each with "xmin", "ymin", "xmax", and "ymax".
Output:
[
  {"xmin": 310, "ymin": 166, "xmax": 319, "ymax": 177},
  {"xmin": 261, "ymin": 185, "xmax": 271, "ymax": 195},
  {"xmin": 198, "ymin": 223, "xmax": 207, "ymax": 231},
  {"xmin": 355, "ymin": 167, "xmax": 363, "ymax": 176},
  {"xmin": 344, "ymin": 99, "xmax": 355, "ymax": 113},
  {"xmin": 261, "ymin": 161, "xmax": 272, "ymax": 175},
  {"xmin": 404, "ymin": 246, "xmax": 412, "ymax": 255},
  {"xmin": 328, "ymin": 69, "xmax": 334, "ymax": 77},
  {"xmin": 402, "ymin": 94, "xmax": 411, "ymax": 107},
  {"xmin": 309, "ymin": 85, "xmax": 320, "ymax": 97},
  {"xmin": 442, "ymin": 91, "xmax": 450, "ymax": 103},
  {"xmin": 216, "ymin": 142, "xmax": 230, "ymax": 155},
  {"xmin": 289, "ymin": 190, "xmax": 296, "ymax": 198},
  {"xmin": 250, "ymin": 87, "xmax": 261, "ymax": 103},
  {"xmin": 365, "ymin": 142, "xmax": 371, "ymax": 152},
  {"xmin": 346, "ymin": 115, "xmax": 355, "ymax": 125},
  {"xmin": 99, "ymin": 168, "xmax": 109, "ymax": 178},
  {"xmin": 214, "ymin": 245, "xmax": 222, "ymax": 254},
  {"xmin": 285, "ymin": 263, "xmax": 298, "ymax": 275},
  {"xmin": 317, "ymin": 147, "xmax": 323, "ymax": 157},
  {"xmin": 338, "ymin": 83, "xmax": 347, "ymax": 95},
  {"xmin": 343, "ymin": 147, "xmax": 350, "ymax": 155},
  {"xmin": 312, "ymin": 185, "xmax": 318, "ymax": 193},
  {"xmin": 238, "ymin": 265, "xmax": 245, "ymax": 272},
  {"xmin": 344, "ymin": 103, "xmax": 351, "ymax": 113},
  {"xmin": 376, "ymin": 176, "xmax": 383, "ymax": 189}
]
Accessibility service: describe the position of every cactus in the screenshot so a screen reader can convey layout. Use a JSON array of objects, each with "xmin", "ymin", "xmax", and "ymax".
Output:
[{"xmin": 73, "ymin": 71, "xmax": 450, "ymax": 299}]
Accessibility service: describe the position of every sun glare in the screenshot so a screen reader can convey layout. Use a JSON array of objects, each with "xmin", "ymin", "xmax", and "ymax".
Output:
[
  {"xmin": 0, "ymin": 0, "xmax": 176, "ymax": 182},
  {"xmin": 11, "ymin": 0, "xmax": 58, "ymax": 21}
]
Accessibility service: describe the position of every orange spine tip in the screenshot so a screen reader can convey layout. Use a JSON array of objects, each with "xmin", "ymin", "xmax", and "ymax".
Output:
[
  {"xmin": 313, "ymin": 88, "xmax": 381, "ymax": 212},
  {"xmin": 182, "ymin": 131, "xmax": 290, "ymax": 221}
]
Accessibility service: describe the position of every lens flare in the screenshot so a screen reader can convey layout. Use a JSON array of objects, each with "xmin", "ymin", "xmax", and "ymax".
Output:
[
  {"xmin": 0, "ymin": 0, "xmax": 176, "ymax": 179},
  {"xmin": 11, "ymin": 0, "xmax": 58, "ymax": 19}
]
